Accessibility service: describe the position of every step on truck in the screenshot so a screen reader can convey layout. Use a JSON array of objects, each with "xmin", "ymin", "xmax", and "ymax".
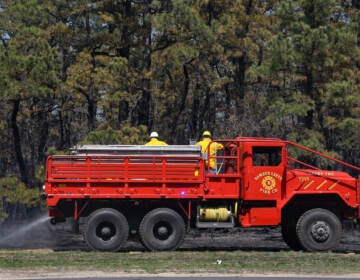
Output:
[{"xmin": 43, "ymin": 137, "xmax": 360, "ymax": 252}]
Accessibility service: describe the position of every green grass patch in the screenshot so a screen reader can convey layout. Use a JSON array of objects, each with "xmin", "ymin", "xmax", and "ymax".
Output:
[{"xmin": 0, "ymin": 249, "xmax": 359, "ymax": 274}]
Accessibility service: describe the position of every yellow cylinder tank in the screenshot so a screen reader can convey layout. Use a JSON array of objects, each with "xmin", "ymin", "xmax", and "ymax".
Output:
[{"xmin": 199, "ymin": 208, "xmax": 230, "ymax": 222}]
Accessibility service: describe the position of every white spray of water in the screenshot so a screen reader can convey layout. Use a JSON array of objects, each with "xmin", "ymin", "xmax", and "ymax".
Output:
[{"xmin": 0, "ymin": 214, "xmax": 52, "ymax": 248}]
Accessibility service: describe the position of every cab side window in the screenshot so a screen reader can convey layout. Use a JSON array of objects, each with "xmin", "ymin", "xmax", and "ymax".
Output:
[{"xmin": 253, "ymin": 147, "xmax": 282, "ymax": 166}]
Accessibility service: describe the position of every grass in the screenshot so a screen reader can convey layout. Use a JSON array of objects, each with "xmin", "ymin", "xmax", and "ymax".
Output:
[{"xmin": 0, "ymin": 249, "xmax": 360, "ymax": 275}]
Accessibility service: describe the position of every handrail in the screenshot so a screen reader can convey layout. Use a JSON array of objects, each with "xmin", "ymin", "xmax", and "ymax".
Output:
[
  {"xmin": 287, "ymin": 156, "xmax": 321, "ymax": 170},
  {"xmin": 285, "ymin": 141, "xmax": 360, "ymax": 172}
]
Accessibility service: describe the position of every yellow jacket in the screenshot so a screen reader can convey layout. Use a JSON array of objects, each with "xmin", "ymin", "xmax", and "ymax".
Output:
[
  {"xmin": 144, "ymin": 138, "xmax": 168, "ymax": 146},
  {"xmin": 196, "ymin": 138, "xmax": 224, "ymax": 169}
]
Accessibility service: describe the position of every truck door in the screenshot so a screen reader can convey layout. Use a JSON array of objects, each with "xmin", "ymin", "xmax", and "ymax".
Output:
[{"xmin": 242, "ymin": 145, "xmax": 285, "ymax": 201}]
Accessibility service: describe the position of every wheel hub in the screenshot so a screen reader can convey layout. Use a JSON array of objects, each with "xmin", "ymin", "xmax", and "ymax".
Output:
[
  {"xmin": 100, "ymin": 226, "xmax": 112, "ymax": 237},
  {"xmin": 97, "ymin": 222, "xmax": 115, "ymax": 241},
  {"xmin": 311, "ymin": 221, "xmax": 330, "ymax": 242},
  {"xmin": 157, "ymin": 226, "xmax": 169, "ymax": 236},
  {"xmin": 153, "ymin": 222, "xmax": 172, "ymax": 240}
]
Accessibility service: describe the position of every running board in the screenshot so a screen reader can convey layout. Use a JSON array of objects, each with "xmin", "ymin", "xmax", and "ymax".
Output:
[{"xmin": 196, "ymin": 221, "xmax": 235, "ymax": 228}]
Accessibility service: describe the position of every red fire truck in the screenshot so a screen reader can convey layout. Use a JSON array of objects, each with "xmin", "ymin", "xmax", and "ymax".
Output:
[{"xmin": 43, "ymin": 137, "xmax": 360, "ymax": 252}]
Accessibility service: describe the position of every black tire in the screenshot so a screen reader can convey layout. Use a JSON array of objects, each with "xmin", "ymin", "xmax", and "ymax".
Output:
[
  {"xmin": 84, "ymin": 208, "xmax": 129, "ymax": 252},
  {"xmin": 296, "ymin": 208, "xmax": 342, "ymax": 252},
  {"xmin": 281, "ymin": 225, "xmax": 303, "ymax": 251},
  {"xmin": 139, "ymin": 208, "xmax": 185, "ymax": 251}
]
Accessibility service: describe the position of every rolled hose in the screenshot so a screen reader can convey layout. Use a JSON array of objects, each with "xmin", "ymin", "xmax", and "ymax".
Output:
[{"xmin": 199, "ymin": 207, "xmax": 230, "ymax": 222}]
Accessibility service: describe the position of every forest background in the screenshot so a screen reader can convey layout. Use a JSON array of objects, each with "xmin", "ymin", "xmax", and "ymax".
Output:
[{"xmin": 0, "ymin": 0, "xmax": 359, "ymax": 220}]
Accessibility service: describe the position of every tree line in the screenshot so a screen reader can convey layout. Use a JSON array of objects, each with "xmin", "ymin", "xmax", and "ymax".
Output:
[{"xmin": 0, "ymin": 0, "xmax": 359, "ymax": 219}]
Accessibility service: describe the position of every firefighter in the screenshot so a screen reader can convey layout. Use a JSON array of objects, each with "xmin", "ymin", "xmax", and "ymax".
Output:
[
  {"xmin": 196, "ymin": 131, "xmax": 224, "ymax": 174},
  {"xmin": 144, "ymin": 131, "xmax": 168, "ymax": 146}
]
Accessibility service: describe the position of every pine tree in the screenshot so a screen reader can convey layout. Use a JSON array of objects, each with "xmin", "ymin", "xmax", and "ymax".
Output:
[
  {"xmin": 0, "ymin": 0, "xmax": 60, "ymax": 185},
  {"xmin": 263, "ymin": 0, "xmax": 359, "ymax": 166}
]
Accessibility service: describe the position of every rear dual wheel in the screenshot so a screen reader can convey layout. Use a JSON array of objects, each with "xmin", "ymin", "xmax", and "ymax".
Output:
[
  {"xmin": 84, "ymin": 208, "xmax": 129, "ymax": 252},
  {"xmin": 139, "ymin": 208, "xmax": 185, "ymax": 251}
]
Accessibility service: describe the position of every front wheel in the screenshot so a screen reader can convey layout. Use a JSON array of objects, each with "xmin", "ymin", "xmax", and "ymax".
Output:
[
  {"xmin": 84, "ymin": 208, "xmax": 129, "ymax": 251},
  {"xmin": 296, "ymin": 208, "xmax": 341, "ymax": 252},
  {"xmin": 139, "ymin": 208, "xmax": 185, "ymax": 251}
]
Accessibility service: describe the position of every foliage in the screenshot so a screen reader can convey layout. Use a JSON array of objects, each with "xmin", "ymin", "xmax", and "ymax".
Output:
[
  {"xmin": 0, "ymin": 177, "xmax": 40, "ymax": 221},
  {"xmin": 82, "ymin": 124, "xmax": 148, "ymax": 145},
  {"xmin": 0, "ymin": 0, "xmax": 358, "ymax": 218},
  {"xmin": 262, "ymin": 0, "xmax": 359, "ymax": 165}
]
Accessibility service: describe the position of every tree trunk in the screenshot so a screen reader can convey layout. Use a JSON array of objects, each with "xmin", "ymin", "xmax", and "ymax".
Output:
[
  {"xmin": 191, "ymin": 90, "xmax": 200, "ymax": 139},
  {"xmin": 118, "ymin": 100, "xmax": 129, "ymax": 124},
  {"xmin": 170, "ymin": 65, "xmax": 190, "ymax": 141},
  {"xmin": 10, "ymin": 99, "xmax": 28, "ymax": 185},
  {"xmin": 87, "ymin": 92, "xmax": 96, "ymax": 131},
  {"xmin": 131, "ymin": 0, "xmax": 153, "ymax": 128},
  {"xmin": 37, "ymin": 111, "xmax": 49, "ymax": 163}
]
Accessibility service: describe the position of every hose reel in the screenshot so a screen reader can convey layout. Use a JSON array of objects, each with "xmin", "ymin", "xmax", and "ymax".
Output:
[
  {"xmin": 196, "ymin": 205, "xmax": 236, "ymax": 228},
  {"xmin": 199, "ymin": 207, "xmax": 231, "ymax": 222}
]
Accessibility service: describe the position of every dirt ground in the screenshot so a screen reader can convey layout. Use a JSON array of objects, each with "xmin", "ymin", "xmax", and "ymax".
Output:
[{"xmin": 1, "ymin": 216, "xmax": 360, "ymax": 253}]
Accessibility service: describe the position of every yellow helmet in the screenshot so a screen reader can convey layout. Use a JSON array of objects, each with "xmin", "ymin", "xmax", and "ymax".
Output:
[{"xmin": 202, "ymin": 131, "xmax": 211, "ymax": 137}]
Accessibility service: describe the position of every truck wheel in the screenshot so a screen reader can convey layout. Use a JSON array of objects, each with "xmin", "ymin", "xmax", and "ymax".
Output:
[
  {"xmin": 281, "ymin": 225, "xmax": 303, "ymax": 251},
  {"xmin": 84, "ymin": 208, "xmax": 129, "ymax": 252},
  {"xmin": 296, "ymin": 208, "xmax": 341, "ymax": 252},
  {"xmin": 139, "ymin": 208, "xmax": 185, "ymax": 251}
]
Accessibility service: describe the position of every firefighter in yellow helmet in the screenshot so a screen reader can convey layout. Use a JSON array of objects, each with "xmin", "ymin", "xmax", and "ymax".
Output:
[
  {"xmin": 196, "ymin": 131, "xmax": 224, "ymax": 174},
  {"xmin": 144, "ymin": 131, "xmax": 168, "ymax": 146}
]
